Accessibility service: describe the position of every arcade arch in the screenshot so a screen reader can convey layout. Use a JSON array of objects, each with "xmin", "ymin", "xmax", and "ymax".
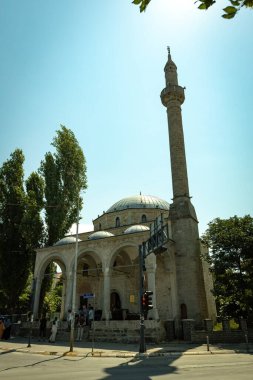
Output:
[
  {"xmin": 75, "ymin": 251, "xmax": 102, "ymax": 313},
  {"xmin": 33, "ymin": 256, "xmax": 67, "ymax": 320},
  {"xmin": 108, "ymin": 244, "xmax": 139, "ymax": 320}
]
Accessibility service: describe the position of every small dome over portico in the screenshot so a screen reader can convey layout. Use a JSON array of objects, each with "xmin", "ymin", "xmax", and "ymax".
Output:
[
  {"xmin": 54, "ymin": 236, "xmax": 81, "ymax": 246},
  {"xmin": 88, "ymin": 231, "xmax": 115, "ymax": 240},
  {"xmin": 124, "ymin": 225, "xmax": 150, "ymax": 234}
]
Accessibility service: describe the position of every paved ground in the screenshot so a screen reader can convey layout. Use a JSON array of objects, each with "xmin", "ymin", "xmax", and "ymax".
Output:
[{"xmin": 0, "ymin": 337, "xmax": 252, "ymax": 357}]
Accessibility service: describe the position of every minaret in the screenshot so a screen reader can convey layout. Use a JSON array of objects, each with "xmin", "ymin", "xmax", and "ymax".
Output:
[
  {"xmin": 161, "ymin": 47, "xmax": 189, "ymax": 201},
  {"xmin": 161, "ymin": 48, "xmax": 210, "ymax": 325}
]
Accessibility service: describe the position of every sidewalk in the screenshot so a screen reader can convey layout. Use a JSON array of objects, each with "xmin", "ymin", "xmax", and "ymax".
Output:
[{"xmin": 0, "ymin": 337, "xmax": 252, "ymax": 357}]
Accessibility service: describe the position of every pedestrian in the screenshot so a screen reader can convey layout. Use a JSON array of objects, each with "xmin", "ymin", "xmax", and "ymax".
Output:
[
  {"xmin": 67, "ymin": 309, "xmax": 73, "ymax": 331},
  {"xmin": 0, "ymin": 318, "xmax": 5, "ymax": 339},
  {"xmin": 82, "ymin": 304, "xmax": 88, "ymax": 325},
  {"xmin": 76, "ymin": 313, "xmax": 86, "ymax": 341},
  {"xmin": 38, "ymin": 314, "xmax": 47, "ymax": 341},
  {"xmin": 49, "ymin": 317, "xmax": 58, "ymax": 343},
  {"xmin": 88, "ymin": 307, "xmax": 94, "ymax": 328},
  {"xmin": 2, "ymin": 317, "xmax": 11, "ymax": 340}
]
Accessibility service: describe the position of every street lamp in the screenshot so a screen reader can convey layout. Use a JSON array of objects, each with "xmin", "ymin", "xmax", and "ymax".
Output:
[{"xmin": 69, "ymin": 200, "xmax": 79, "ymax": 352}]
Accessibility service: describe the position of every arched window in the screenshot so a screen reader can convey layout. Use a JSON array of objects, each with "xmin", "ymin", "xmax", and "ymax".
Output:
[
  {"xmin": 115, "ymin": 217, "xmax": 120, "ymax": 227},
  {"xmin": 99, "ymin": 223, "xmax": 102, "ymax": 230},
  {"xmin": 82, "ymin": 263, "xmax": 89, "ymax": 277},
  {"xmin": 141, "ymin": 214, "xmax": 147, "ymax": 223}
]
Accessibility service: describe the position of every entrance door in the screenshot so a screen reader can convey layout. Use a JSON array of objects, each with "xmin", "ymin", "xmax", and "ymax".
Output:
[{"xmin": 110, "ymin": 292, "xmax": 122, "ymax": 320}]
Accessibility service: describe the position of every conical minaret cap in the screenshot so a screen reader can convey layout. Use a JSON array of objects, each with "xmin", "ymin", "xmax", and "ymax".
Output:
[{"xmin": 164, "ymin": 47, "xmax": 178, "ymax": 86}]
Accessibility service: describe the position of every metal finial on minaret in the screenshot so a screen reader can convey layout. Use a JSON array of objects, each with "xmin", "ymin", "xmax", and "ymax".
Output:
[{"xmin": 167, "ymin": 46, "xmax": 171, "ymax": 58}]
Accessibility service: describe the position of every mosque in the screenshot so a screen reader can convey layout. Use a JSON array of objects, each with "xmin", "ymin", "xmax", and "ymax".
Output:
[{"xmin": 32, "ymin": 50, "xmax": 216, "ymax": 341}]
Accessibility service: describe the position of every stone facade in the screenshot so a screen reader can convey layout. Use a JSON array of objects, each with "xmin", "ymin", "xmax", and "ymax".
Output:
[{"xmin": 32, "ymin": 51, "xmax": 216, "ymax": 342}]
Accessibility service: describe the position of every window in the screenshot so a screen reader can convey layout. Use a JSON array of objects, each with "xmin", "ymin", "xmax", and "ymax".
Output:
[
  {"xmin": 115, "ymin": 217, "xmax": 120, "ymax": 227},
  {"xmin": 99, "ymin": 223, "xmax": 102, "ymax": 230},
  {"xmin": 141, "ymin": 214, "xmax": 147, "ymax": 223}
]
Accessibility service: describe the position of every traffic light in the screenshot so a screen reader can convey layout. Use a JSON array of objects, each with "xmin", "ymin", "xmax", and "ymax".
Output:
[
  {"xmin": 141, "ymin": 293, "xmax": 147, "ymax": 312},
  {"xmin": 142, "ymin": 290, "xmax": 153, "ymax": 313},
  {"xmin": 145, "ymin": 290, "xmax": 153, "ymax": 310}
]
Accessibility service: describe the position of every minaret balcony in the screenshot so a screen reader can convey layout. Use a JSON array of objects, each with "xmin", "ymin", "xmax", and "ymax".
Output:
[{"xmin": 160, "ymin": 85, "xmax": 185, "ymax": 107}]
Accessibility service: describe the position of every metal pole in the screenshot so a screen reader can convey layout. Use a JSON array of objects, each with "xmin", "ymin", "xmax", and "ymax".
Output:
[
  {"xmin": 69, "ymin": 199, "xmax": 79, "ymax": 352},
  {"xmin": 92, "ymin": 299, "xmax": 95, "ymax": 355},
  {"xmin": 206, "ymin": 335, "xmax": 210, "ymax": 351},
  {"xmin": 139, "ymin": 245, "xmax": 146, "ymax": 353},
  {"xmin": 245, "ymin": 333, "xmax": 249, "ymax": 352},
  {"xmin": 27, "ymin": 323, "xmax": 31, "ymax": 348},
  {"xmin": 27, "ymin": 312, "xmax": 33, "ymax": 348}
]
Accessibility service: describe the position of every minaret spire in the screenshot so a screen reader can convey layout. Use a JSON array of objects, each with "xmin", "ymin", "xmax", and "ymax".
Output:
[
  {"xmin": 160, "ymin": 49, "xmax": 190, "ymax": 200},
  {"xmin": 167, "ymin": 46, "xmax": 171, "ymax": 59}
]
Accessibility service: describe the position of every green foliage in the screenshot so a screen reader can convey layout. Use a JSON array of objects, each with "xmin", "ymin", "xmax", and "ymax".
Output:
[
  {"xmin": 0, "ymin": 125, "xmax": 87, "ymax": 314},
  {"xmin": 213, "ymin": 322, "xmax": 222, "ymax": 331},
  {"xmin": 132, "ymin": 0, "xmax": 253, "ymax": 18},
  {"xmin": 0, "ymin": 149, "xmax": 43, "ymax": 312},
  {"xmin": 132, "ymin": 0, "xmax": 151, "ymax": 13},
  {"xmin": 38, "ymin": 125, "xmax": 87, "ymax": 311},
  {"xmin": 42, "ymin": 275, "xmax": 63, "ymax": 314},
  {"xmin": 40, "ymin": 125, "xmax": 87, "ymax": 246},
  {"xmin": 18, "ymin": 272, "xmax": 34, "ymax": 312},
  {"xmin": 202, "ymin": 215, "xmax": 253, "ymax": 319}
]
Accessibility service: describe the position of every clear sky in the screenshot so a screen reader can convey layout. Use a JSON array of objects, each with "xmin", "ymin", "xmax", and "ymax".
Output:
[{"xmin": 0, "ymin": 0, "xmax": 252, "ymax": 235}]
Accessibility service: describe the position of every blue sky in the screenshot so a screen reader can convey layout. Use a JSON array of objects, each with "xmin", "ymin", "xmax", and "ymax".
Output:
[{"xmin": 0, "ymin": 0, "xmax": 252, "ymax": 235}]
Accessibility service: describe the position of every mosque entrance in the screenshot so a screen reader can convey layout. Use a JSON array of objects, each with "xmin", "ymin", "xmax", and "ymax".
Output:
[{"xmin": 110, "ymin": 291, "xmax": 122, "ymax": 320}]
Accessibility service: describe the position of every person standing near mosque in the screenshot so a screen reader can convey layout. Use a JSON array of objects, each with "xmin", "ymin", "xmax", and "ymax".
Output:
[
  {"xmin": 0, "ymin": 318, "xmax": 5, "ymax": 339},
  {"xmin": 38, "ymin": 314, "xmax": 47, "ymax": 341},
  {"xmin": 76, "ymin": 313, "xmax": 86, "ymax": 341},
  {"xmin": 88, "ymin": 307, "xmax": 94, "ymax": 328},
  {"xmin": 49, "ymin": 317, "xmax": 58, "ymax": 343}
]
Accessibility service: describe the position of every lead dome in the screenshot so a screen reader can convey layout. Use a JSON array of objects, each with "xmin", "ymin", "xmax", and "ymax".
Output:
[
  {"xmin": 54, "ymin": 236, "xmax": 81, "ymax": 246},
  {"xmin": 124, "ymin": 225, "xmax": 150, "ymax": 234},
  {"xmin": 88, "ymin": 231, "xmax": 115, "ymax": 240},
  {"xmin": 106, "ymin": 194, "xmax": 170, "ymax": 213}
]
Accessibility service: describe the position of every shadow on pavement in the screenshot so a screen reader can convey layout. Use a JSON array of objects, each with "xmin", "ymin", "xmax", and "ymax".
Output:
[{"xmin": 103, "ymin": 354, "xmax": 179, "ymax": 379}]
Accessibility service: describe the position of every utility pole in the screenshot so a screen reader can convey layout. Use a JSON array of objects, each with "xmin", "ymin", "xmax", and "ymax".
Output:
[
  {"xmin": 69, "ymin": 199, "xmax": 79, "ymax": 352},
  {"xmin": 139, "ymin": 244, "xmax": 146, "ymax": 353}
]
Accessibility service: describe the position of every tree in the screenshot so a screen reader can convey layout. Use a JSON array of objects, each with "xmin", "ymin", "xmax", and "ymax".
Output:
[
  {"xmin": 202, "ymin": 215, "xmax": 253, "ymax": 320},
  {"xmin": 38, "ymin": 125, "xmax": 87, "ymax": 313},
  {"xmin": 0, "ymin": 150, "xmax": 44, "ymax": 312},
  {"xmin": 43, "ymin": 273, "xmax": 63, "ymax": 315},
  {"xmin": 0, "ymin": 126, "xmax": 88, "ymax": 314},
  {"xmin": 132, "ymin": 0, "xmax": 253, "ymax": 19},
  {"xmin": 40, "ymin": 125, "xmax": 87, "ymax": 246}
]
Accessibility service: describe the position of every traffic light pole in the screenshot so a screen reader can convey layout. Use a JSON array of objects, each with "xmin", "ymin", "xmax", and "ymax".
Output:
[{"xmin": 139, "ymin": 244, "xmax": 146, "ymax": 353}]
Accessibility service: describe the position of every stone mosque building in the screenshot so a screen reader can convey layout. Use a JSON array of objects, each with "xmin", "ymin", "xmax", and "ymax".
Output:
[{"xmin": 32, "ymin": 50, "xmax": 216, "ymax": 341}]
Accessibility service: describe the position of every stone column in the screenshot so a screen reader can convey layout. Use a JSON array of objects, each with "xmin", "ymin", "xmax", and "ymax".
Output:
[
  {"xmin": 165, "ymin": 249, "xmax": 178, "ymax": 320},
  {"xmin": 239, "ymin": 318, "xmax": 248, "ymax": 331},
  {"xmin": 60, "ymin": 275, "xmax": 66, "ymax": 320},
  {"xmin": 182, "ymin": 319, "xmax": 194, "ymax": 341},
  {"xmin": 204, "ymin": 319, "xmax": 213, "ymax": 332},
  {"xmin": 222, "ymin": 319, "xmax": 230, "ymax": 331},
  {"xmin": 102, "ymin": 267, "xmax": 111, "ymax": 322},
  {"xmin": 33, "ymin": 276, "xmax": 42, "ymax": 319}
]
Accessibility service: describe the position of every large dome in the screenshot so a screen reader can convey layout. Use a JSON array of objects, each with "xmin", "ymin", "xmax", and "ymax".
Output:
[{"xmin": 106, "ymin": 194, "xmax": 170, "ymax": 213}]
